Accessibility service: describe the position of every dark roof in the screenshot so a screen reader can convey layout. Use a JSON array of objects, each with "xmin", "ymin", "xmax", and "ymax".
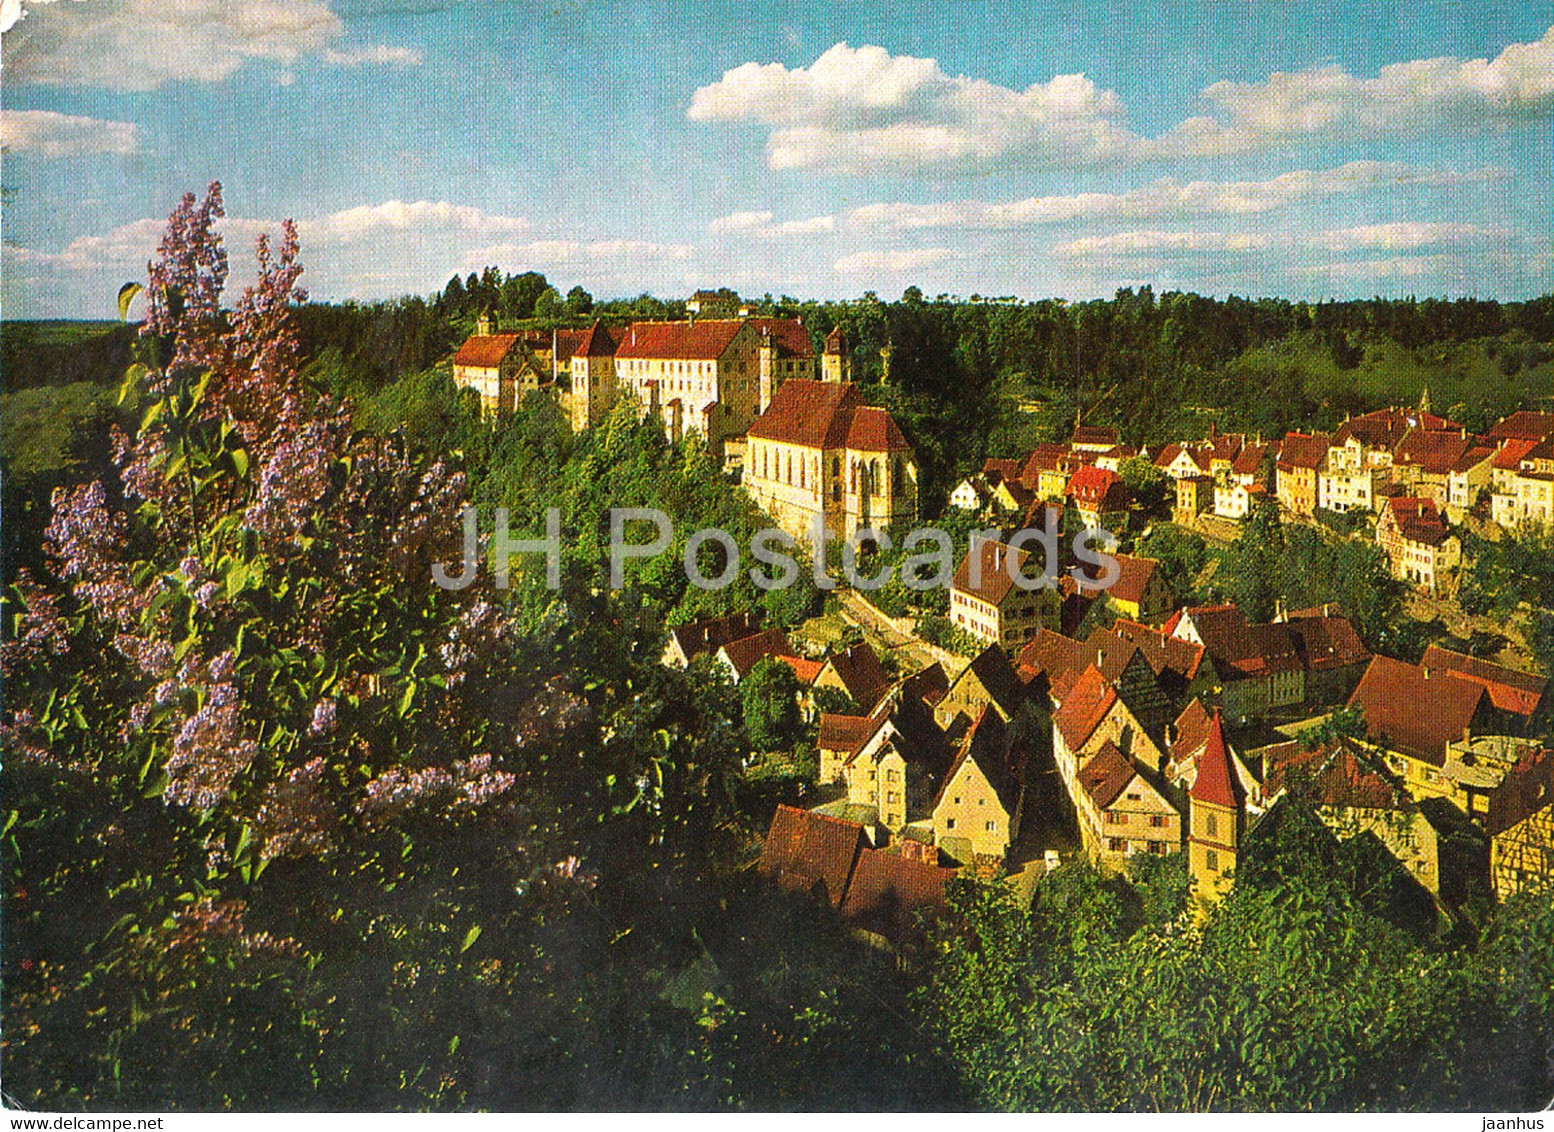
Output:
[
  {"xmin": 1348, "ymin": 655, "xmax": 1490, "ymax": 766},
  {"xmin": 1190, "ymin": 709, "xmax": 1243, "ymax": 809},
  {"xmin": 1393, "ymin": 428, "xmax": 1479, "ymax": 475},
  {"xmin": 1108, "ymin": 555, "xmax": 1163, "ymax": 609},
  {"xmin": 667, "ymin": 610, "xmax": 763, "ymax": 661},
  {"xmin": 1419, "ymin": 645, "xmax": 1546, "ymax": 719},
  {"xmin": 1181, "ymin": 605, "xmax": 1305, "ymax": 679},
  {"xmin": 719, "ymin": 628, "xmax": 797, "ymax": 680},
  {"xmin": 453, "ymin": 333, "xmax": 521, "ymax": 368},
  {"xmin": 1077, "ymin": 740, "xmax": 1137, "ymax": 810},
  {"xmin": 955, "ymin": 645, "xmax": 1026, "ymax": 719},
  {"xmin": 818, "ymin": 712, "xmax": 877, "ymax": 752},
  {"xmin": 758, "ymin": 805, "xmax": 867, "ymax": 907},
  {"xmin": 1109, "ymin": 619, "xmax": 1206, "ymax": 680},
  {"xmin": 1072, "ymin": 425, "xmax": 1119, "ymax": 447},
  {"xmin": 747, "ymin": 379, "xmax": 911, "ymax": 452},
  {"xmin": 952, "ymin": 537, "xmax": 1035, "ymax": 607},
  {"xmin": 572, "ymin": 321, "xmax": 620, "ymax": 358},
  {"xmin": 1284, "ymin": 609, "xmax": 1371, "ymax": 673},
  {"xmin": 1335, "ymin": 407, "xmax": 1461, "ymax": 451},
  {"xmin": 899, "ymin": 661, "xmax": 950, "ymax": 707},
  {"xmin": 1486, "ymin": 749, "xmax": 1554, "ymax": 837},
  {"xmin": 824, "ymin": 642, "xmax": 891, "ymax": 712},
  {"xmin": 838, "ymin": 846, "xmax": 955, "ymax": 943},
  {"xmin": 1231, "ymin": 442, "xmax": 1273, "ymax": 477},
  {"xmin": 981, "ymin": 457, "xmax": 1025, "ymax": 484},
  {"xmin": 824, "ymin": 325, "xmax": 849, "ymax": 354},
  {"xmin": 1264, "ymin": 738, "xmax": 1408, "ymax": 810}
]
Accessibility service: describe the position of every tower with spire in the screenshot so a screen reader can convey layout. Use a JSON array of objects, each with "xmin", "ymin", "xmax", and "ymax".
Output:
[
  {"xmin": 1188, "ymin": 708, "xmax": 1245, "ymax": 913},
  {"xmin": 822, "ymin": 325, "xmax": 852, "ymax": 383}
]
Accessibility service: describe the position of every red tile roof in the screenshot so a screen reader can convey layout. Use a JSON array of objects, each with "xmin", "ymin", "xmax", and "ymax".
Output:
[
  {"xmin": 1486, "ymin": 749, "xmax": 1554, "ymax": 837},
  {"xmin": 1284, "ymin": 609, "xmax": 1371, "ymax": 673},
  {"xmin": 667, "ymin": 610, "xmax": 763, "ymax": 662},
  {"xmin": 759, "ymin": 805, "xmax": 867, "ymax": 907},
  {"xmin": 1277, "ymin": 431, "xmax": 1332, "ymax": 471},
  {"xmin": 745, "ymin": 317, "xmax": 813, "ymax": 359},
  {"xmin": 952, "ymin": 537, "xmax": 1038, "ymax": 607},
  {"xmin": 746, "ymin": 379, "xmax": 911, "ymax": 452},
  {"xmin": 1231, "ymin": 442, "xmax": 1273, "ymax": 478},
  {"xmin": 778, "ymin": 655, "xmax": 824, "ymax": 685},
  {"xmin": 900, "ymin": 661, "xmax": 950, "ymax": 707},
  {"xmin": 1068, "ymin": 464, "xmax": 1125, "ymax": 507},
  {"xmin": 1072, "ymin": 425, "xmax": 1119, "ymax": 447},
  {"xmin": 845, "ymin": 404, "xmax": 913, "ymax": 452},
  {"xmin": 1052, "ymin": 666, "xmax": 1118, "ymax": 752},
  {"xmin": 824, "ymin": 325, "xmax": 848, "ymax": 354},
  {"xmin": 1179, "ymin": 605, "xmax": 1304, "ymax": 679},
  {"xmin": 615, "ymin": 319, "xmax": 744, "ymax": 360},
  {"xmin": 1383, "ymin": 496, "xmax": 1451, "ymax": 547},
  {"xmin": 818, "ymin": 712, "xmax": 879, "ymax": 753},
  {"xmin": 1348, "ymin": 655, "xmax": 1490, "ymax": 765},
  {"xmin": 1487, "ymin": 411, "xmax": 1554, "ymax": 443},
  {"xmin": 934, "ymin": 705, "xmax": 1024, "ymax": 817},
  {"xmin": 572, "ymin": 321, "xmax": 620, "ymax": 358},
  {"xmin": 453, "ymin": 333, "xmax": 521, "ymax": 368},
  {"xmin": 838, "ymin": 846, "xmax": 956, "ymax": 942},
  {"xmin": 1393, "ymin": 428, "xmax": 1479, "ymax": 475},
  {"xmin": 823, "ymin": 642, "xmax": 892, "ymax": 712},
  {"xmin": 1264, "ymin": 738, "xmax": 1407, "ymax": 810},
  {"xmin": 1418, "ymin": 645, "xmax": 1546, "ymax": 719},
  {"xmin": 719, "ymin": 628, "xmax": 797, "ymax": 680},
  {"xmin": 1493, "ymin": 437, "xmax": 1541, "ymax": 471},
  {"xmin": 1336, "ymin": 407, "xmax": 1462, "ymax": 451},
  {"xmin": 1190, "ymin": 709, "xmax": 1243, "ymax": 809}
]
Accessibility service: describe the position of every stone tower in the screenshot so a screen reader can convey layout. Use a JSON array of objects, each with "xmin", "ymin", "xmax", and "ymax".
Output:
[
  {"xmin": 1188, "ymin": 708, "xmax": 1243, "ymax": 914},
  {"xmin": 822, "ymin": 325, "xmax": 852, "ymax": 383}
]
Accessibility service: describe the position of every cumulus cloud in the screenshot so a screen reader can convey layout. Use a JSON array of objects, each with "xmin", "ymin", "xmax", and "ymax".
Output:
[
  {"xmin": 692, "ymin": 32, "xmax": 1554, "ymax": 174},
  {"xmin": 689, "ymin": 42, "xmax": 1137, "ymax": 175},
  {"xmin": 1312, "ymin": 222, "xmax": 1507, "ymax": 253},
  {"xmin": 707, "ymin": 210, "xmax": 836, "ymax": 238},
  {"xmin": 0, "ymin": 109, "xmax": 140, "ymax": 157},
  {"xmin": 2, "ymin": 0, "xmax": 420, "ymax": 90},
  {"xmin": 303, "ymin": 200, "xmax": 529, "ymax": 243},
  {"xmin": 464, "ymin": 239, "xmax": 695, "ymax": 266},
  {"xmin": 833, "ymin": 247, "xmax": 959, "ymax": 275},
  {"xmin": 1152, "ymin": 26, "xmax": 1554, "ymax": 156}
]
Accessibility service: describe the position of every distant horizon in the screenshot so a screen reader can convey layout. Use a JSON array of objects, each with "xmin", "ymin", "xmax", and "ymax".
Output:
[{"xmin": 2, "ymin": 1, "xmax": 1551, "ymax": 319}]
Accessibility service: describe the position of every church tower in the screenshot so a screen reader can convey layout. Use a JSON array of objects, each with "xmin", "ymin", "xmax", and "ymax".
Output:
[{"xmin": 1188, "ymin": 708, "xmax": 1244, "ymax": 914}]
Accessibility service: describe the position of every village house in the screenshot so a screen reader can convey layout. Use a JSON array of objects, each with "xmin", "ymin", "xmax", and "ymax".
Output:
[
  {"xmin": 1441, "ymin": 734, "xmax": 1541, "ymax": 820},
  {"xmin": 1486, "ymin": 749, "xmax": 1554, "ymax": 902},
  {"xmin": 812, "ymin": 641, "xmax": 892, "ymax": 714},
  {"xmin": 1051, "ymin": 664, "xmax": 1170, "ymax": 791},
  {"xmin": 1164, "ymin": 697, "xmax": 1263, "ymax": 800},
  {"xmin": 1418, "ymin": 645, "xmax": 1546, "ymax": 734},
  {"xmin": 1275, "ymin": 431, "xmax": 1330, "ymax": 517},
  {"xmin": 934, "ymin": 645, "xmax": 1026, "ymax": 732},
  {"xmin": 1065, "ymin": 554, "xmax": 1174, "ymax": 625},
  {"xmin": 715, "ymin": 627, "xmax": 799, "ymax": 683},
  {"xmin": 1074, "ymin": 740, "xmax": 1182, "ymax": 868},
  {"xmin": 1018, "ymin": 620, "xmax": 1209, "ymax": 712},
  {"xmin": 835, "ymin": 692, "xmax": 955, "ymax": 834},
  {"xmin": 1281, "ymin": 605, "xmax": 1373, "ymax": 705},
  {"xmin": 1023, "ymin": 443, "xmax": 1087, "ymax": 500},
  {"xmin": 1167, "ymin": 604, "xmax": 1306, "ymax": 719},
  {"xmin": 1390, "ymin": 428, "xmax": 1492, "ymax": 511},
  {"xmin": 1174, "ymin": 473, "xmax": 1215, "ymax": 521},
  {"xmin": 758, "ymin": 805, "xmax": 867, "ymax": 908},
  {"xmin": 930, "ymin": 706, "xmax": 1026, "ymax": 864},
  {"xmin": 1445, "ymin": 444, "xmax": 1499, "ymax": 519},
  {"xmin": 1071, "ymin": 425, "xmax": 1120, "ymax": 454},
  {"xmin": 1377, "ymin": 496, "xmax": 1460, "ymax": 595},
  {"xmin": 662, "ymin": 610, "xmax": 764, "ymax": 667},
  {"xmin": 1492, "ymin": 436, "xmax": 1554, "ymax": 532},
  {"xmin": 1348, "ymin": 654, "xmax": 1497, "ymax": 805},
  {"xmin": 1213, "ymin": 441, "xmax": 1276, "ymax": 521},
  {"xmin": 949, "ymin": 537, "xmax": 1064, "ymax": 651},
  {"xmin": 1154, "ymin": 443, "xmax": 1214, "ymax": 481},
  {"xmin": 1068, "ymin": 464, "xmax": 1131, "ymax": 529},
  {"xmin": 743, "ymin": 379, "xmax": 918, "ymax": 544},
  {"xmin": 451, "ymin": 316, "xmax": 540, "ymax": 417}
]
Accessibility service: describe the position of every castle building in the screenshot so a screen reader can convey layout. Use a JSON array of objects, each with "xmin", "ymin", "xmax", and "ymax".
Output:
[{"xmin": 743, "ymin": 379, "xmax": 917, "ymax": 543}]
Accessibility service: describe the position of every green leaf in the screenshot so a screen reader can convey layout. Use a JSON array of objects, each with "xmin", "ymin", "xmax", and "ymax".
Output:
[
  {"xmin": 460, "ymin": 925, "xmax": 482, "ymax": 953},
  {"xmin": 231, "ymin": 447, "xmax": 250, "ymax": 478},
  {"xmin": 117, "ymin": 281, "xmax": 144, "ymax": 322},
  {"xmin": 397, "ymin": 680, "xmax": 417, "ymax": 719}
]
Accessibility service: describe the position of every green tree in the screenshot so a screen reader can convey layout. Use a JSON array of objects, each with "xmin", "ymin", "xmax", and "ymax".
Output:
[{"xmin": 742, "ymin": 656, "xmax": 802, "ymax": 752}]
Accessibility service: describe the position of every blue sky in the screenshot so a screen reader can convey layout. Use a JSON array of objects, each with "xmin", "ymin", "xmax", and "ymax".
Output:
[{"xmin": 2, "ymin": 0, "xmax": 1550, "ymax": 317}]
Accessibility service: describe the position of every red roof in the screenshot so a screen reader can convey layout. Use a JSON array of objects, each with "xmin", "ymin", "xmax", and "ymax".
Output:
[
  {"xmin": 778, "ymin": 655, "xmax": 824, "ymax": 685},
  {"xmin": 1383, "ymin": 496, "xmax": 1451, "ymax": 547},
  {"xmin": 823, "ymin": 642, "xmax": 891, "ymax": 711},
  {"xmin": 1231, "ymin": 442, "xmax": 1273, "ymax": 477},
  {"xmin": 1493, "ymin": 437, "xmax": 1541, "ymax": 471},
  {"xmin": 952, "ymin": 537, "xmax": 1038, "ymax": 607},
  {"xmin": 1393, "ymin": 428, "xmax": 1479, "ymax": 475},
  {"xmin": 824, "ymin": 325, "xmax": 848, "ymax": 354},
  {"xmin": 1348, "ymin": 655, "xmax": 1490, "ymax": 765},
  {"xmin": 719, "ymin": 628, "xmax": 797, "ymax": 680},
  {"xmin": 1336, "ymin": 407, "xmax": 1462, "ymax": 451},
  {"xmin": 838, "ymin": 846, "xmax": 955, "ymax": 942},
  {"xmin": 1487, "ymin": 411, "xmax": 1554, "ymax": 443},
  {"xmin": 744, "ymin": 317, "xmax": 813, "ymax": 359},
  {"xmin": 1418, "ymin": 645, "xmax": 1545, "ymax": 719},
  {"xmin": 1179, "ymin": 605, "xmax": 1304, "ymax": 679},
  {"xmin": 1190, "ymin": 709, "xmax": 1242, "ymax": 809},
  {"xmin": 1486, "ymin": 749, "xmax": 1554, "ymax": 837},
  {"xmin": 1264, "ymin": 738, "xmax": 1407, "ymax": 810},
  {"xmin": 747, "ymin": 379, "xmax": 911, "ymax": 452},
  {"xmin": 1277, "ymin": 431, "xmax": 1332, "ymax": 472},
  {"xmin": 1052, "ymin": 666, "xmax": 1118, "ymax": 752},
  {"xmin": 758, "ymin": 805, "xmax": 867, "ymax": 907},
  {"xmin": 615, "ymin": 319, "xmax": 744, "ymax": 360},
  {"xmin": 1077, "ymin": 740, "xmax": 1137, "ymax": 810},
  {"xmin": 572, "ymin": 321, "xmax": 620, "ymax": 358},
  {"xmin": 818, "ymin": 712, "xmax": 878, "ymax": 752},
  {"xmin": 1068, "ymin": 464, "xmax": 1127, "ymax": 508},
  {"xmin": 1284, "ymin": 610, "xmax": 1371, "ymax": 673},
  {"xmin": 453, "ymin": 333, "xmax": 521, "ymax": 368}
]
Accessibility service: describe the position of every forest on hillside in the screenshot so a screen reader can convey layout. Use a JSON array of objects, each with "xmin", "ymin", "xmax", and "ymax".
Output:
[{"xmin": 3, "ymin": 217, "xmax": 1554, "ymax": 1113}]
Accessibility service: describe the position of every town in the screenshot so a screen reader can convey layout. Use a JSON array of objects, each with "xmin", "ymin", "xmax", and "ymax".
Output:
[{"xmin": 445, "ymin": 289, "xmax": 1554, "ymax": 949}]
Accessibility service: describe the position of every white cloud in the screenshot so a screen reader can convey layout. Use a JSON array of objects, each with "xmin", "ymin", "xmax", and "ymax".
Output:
[
  {"xmin": 708, "ymin": 210, "xmax": 836, "ymax": 238},
  {"xmin": 464, "ymin": 239, "xmax": 695, "ymax": 266},
  {"xmin": 302, "ymin": 200, "xmax": 529, "ymax": 243},
  {"xmin": 0, "ymin": 108, "xmax": 140, "ymax": 157},
  {"xmin": 2, "ymin": 0, "xmax": 420, "ymax": 90},
  {"xmin": 833, "ymin": 247, "xmax": 959, "ymax": 275},
  {"xmin": 1312, "ymin": 222, "xmax": 1507, "ymax": 253},
  {"xmin": 1056, "ymin": 230, "xmax": 1281, "ymax": 258},
  {"xmin": 692, "ymin": 32, "xmax": 1554, "ymax": 175},
  {"xmin": 848, "ymin": 163, "xmax": 1503, "ymax": 231},
  {"xmin": 689, "ymin": 42, "xmax": 1137, "ymax": 175},
  {"xmin": 1153, "ymin": 26, "xmax": 1554, "ymax": 155}
]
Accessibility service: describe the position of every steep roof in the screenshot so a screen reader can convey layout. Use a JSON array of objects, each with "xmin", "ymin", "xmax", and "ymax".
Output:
[
  {"xmin": 838, "ymin": 846, "xmax": 955, "ymax": 942},
  {"xmin": 1493, "ymin": 437, "xmax": 1541, "ymax": 471},
  {"xmin": 936, "ymin": 705, "xmax": 1024, "ymax": 817},
  {"xmin": 952, "ymin": 537, "xmax": 1036, "ymax": 607},
  {"xmin": 1419, "ymin": 645, "xmax": 1546, "ymax": 719},
  {"xmin": 746, "ymin": 379, "xmax": 911, "ymax": 453},
  {"xmin": 900, "ymin": 661, "xmax": 950, "ymax": 707},
  {"xmin": 778, "ymin": 655, "xmax": 824, "ymax": 685},
  {"xmin": 1190, "ymin": 709, "xmax": 1243, "ymax": 809},
  {"xmin": 1068, "ymin": 464, "xmax": 1125, "ymax": 505},
  {"xmin": 719, "ymin": 628, "xmax": 797, "ymax": 680},
  {"xmin": 845, "ymin": 405, "xmax": 913, "ymax": 452},
  {"xmin": 1393, "ymin": 428, "xmax": 1478, "ymax": 475},
  {"xmin": 453, "ymin": 333, "xmax": 521, "ymax": 368},
  {"xmin": 818, "ymin": 712, "xmax": 877, "ymax": 753},
  {"xmin": 572, "ymin": 321, "xmax": 620, "ymax": 358},
  {"xmin": 981, "ymin": 456, "xmax": 1025, "ymax": 484},
  {"xmin": 1077, "ymin": 740, "xmax": 1137, "ymax": 810},
  {"xmin": 823, "ymin": 324, "xmax": 848, "ymax": 354},
  {"xmin": 1015, "ymin": 628, "xmax": 1088, "ymax": 691},
  {"xmin": 823, "ymin": 642, "xmax": 892, "ymax": 712},
  {"xmin": 953, "ymin": 645, "xmax": 1026, "ymax": 719},
  {"xmin": 1110, "ymin": 619, "xmax": 1206, "ymax": 680},
  {"xmin": 1170, "ymin": 698, "xmax": 1215, "ymax": 760},
  {"xmin": 758, "ymin": 805, "xmax": 867, "ymax": 907},
  {"xmin": 1231, "ymin": 442, "xmax": 1273, "ymax": 478},
  {"xmin": 1052, "ymin": 665, "xmax": 1118, "ymax": 752},
  {"xmin": 1348, "ymin": 654, "xmax": 1490, "ymax": 766},
  {"xmin": 551, "ymin": 327, "xmax": 588, "ymax": 360},
  {"xmin": 1108, "ymin": 555, "xmax": 1163, "ymax": 609},
  {"xmin": 1336, "ymin": 407, "xmax": 1461, "ymax": 451},
  {"xmin": 1383, "ymin": 496, "xmax": 1451, "ymax": 547},
  {"xmin": 1181, "ymin": 605, "xmax": 1304, "ymax": 679},
  {"xmin": 1486, "ymin": 749, "xmax": 1554, "ymax": 837}
]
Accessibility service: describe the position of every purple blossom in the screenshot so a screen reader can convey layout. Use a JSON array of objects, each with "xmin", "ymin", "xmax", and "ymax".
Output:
[
  {"xmin": 253, "ymin": 758, "xmax": 337, "ymax": 861},
  {"xmin": 309, "ymin": 698, "xmax": 337, "ymax": 736}
]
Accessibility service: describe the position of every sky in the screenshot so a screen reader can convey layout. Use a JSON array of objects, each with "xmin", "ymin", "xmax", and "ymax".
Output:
[{"xmin": 1, "ymin": 0, "xmax": 1551, "ymax": 318}]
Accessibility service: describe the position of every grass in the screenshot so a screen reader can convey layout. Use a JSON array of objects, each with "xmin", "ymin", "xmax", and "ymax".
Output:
[{"xmin": 1, "ymin": 382, "xmax": 113, "ymax": 479}]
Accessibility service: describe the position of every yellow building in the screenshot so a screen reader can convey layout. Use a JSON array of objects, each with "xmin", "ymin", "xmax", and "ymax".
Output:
[
  {"xmin": 1187, "ymin": 709, "xmax": 1243, "ymax": 909},
  {"xmin": 934, "ymin": 645, "xmax": 1026, "ymax": 732},
  {"xmin": 1073, "ymin": 740, "xmax": 1182, "ymax": 868},
  {"xmin": 930, "ymin": 706, "xmax": 1025, "ymax": 864},
  {"xmin": 451, "ymin": 317, "xmax": 533, "ymax": 417},
  {"xmin": 744, "ymin": 379, "xmax": 918, "ymax": 543},
  {"xmin": 1487, "ymin": 750, "xmax": 1554, "ymax": 902}
]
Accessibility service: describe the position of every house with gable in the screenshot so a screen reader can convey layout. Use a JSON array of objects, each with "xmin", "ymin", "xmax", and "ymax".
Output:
[
  {"xmin": 1487, "ymin": 749, "xmax": 1554, "ymax": 901},
  {"xmin": 931, "ymin": 706, "xmax": 1026, "ymax": 864},
  {"xmin": 1074, "ymin": 740, "xmax": 1182, "ymax": 868},
  {"xmin": 1377, "ymin": 496, "xmax": 1460, "ymax": 595},
  {"xmin": 1276, "ymin": 431, "xmax": 1330, "ymax": 517},
  {"xmin": 949, "ymin": 536, "xmax": 1064, "ymax": 650},
  {"xmin": 1187, "ymin": 709, "xmax": 1246, "ymax": 909}
]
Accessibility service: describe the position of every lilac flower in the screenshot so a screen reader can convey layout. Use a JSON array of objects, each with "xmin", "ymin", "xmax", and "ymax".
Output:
[
  {"xmin": 309, "ymin": 698, "xmax": 337, "ymax": 736},
  {"xmin": 253, "ymin": 757, "xmax": 337, "ymax": 861}
]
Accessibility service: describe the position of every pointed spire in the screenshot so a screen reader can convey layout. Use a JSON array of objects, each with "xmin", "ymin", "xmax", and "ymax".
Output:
[{"xmin": 1191, "ymin": 707, "xmax": 1242, "ymax": 809}]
